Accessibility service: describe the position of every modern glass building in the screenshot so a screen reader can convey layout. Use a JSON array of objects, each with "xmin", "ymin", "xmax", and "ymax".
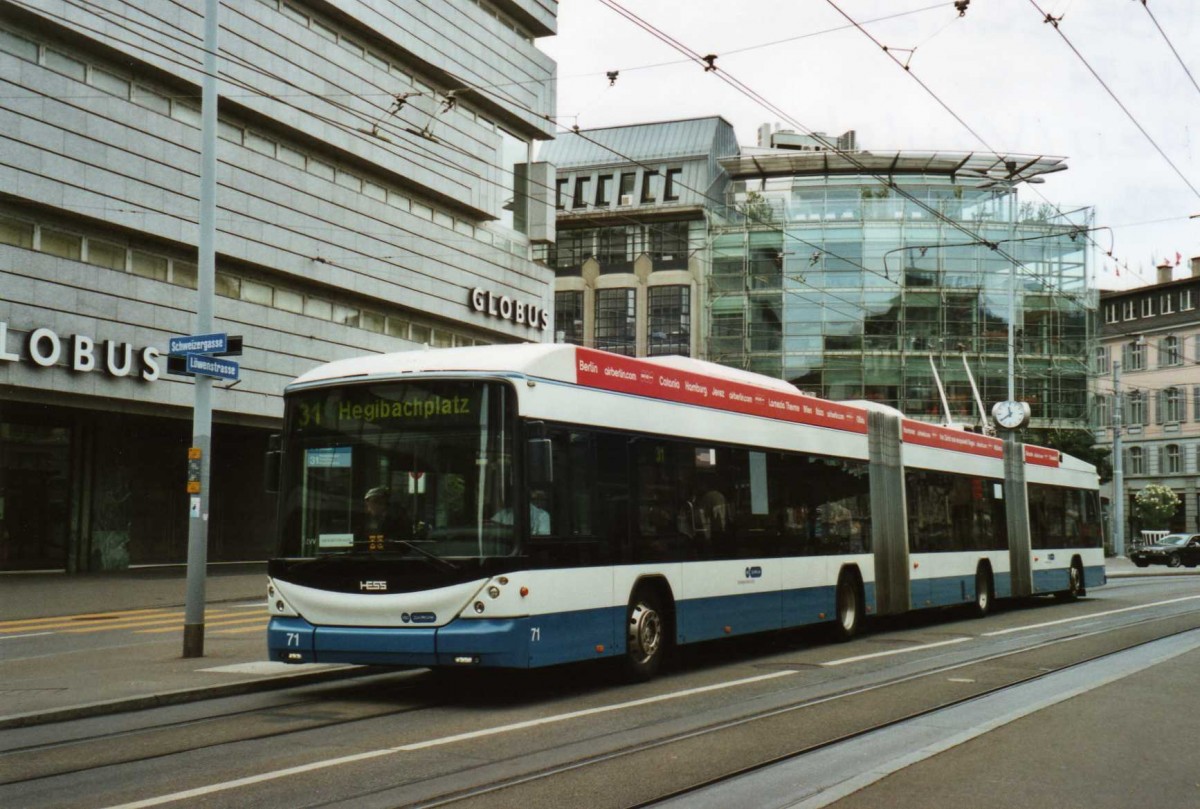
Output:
[{"xmin": 708, "ymin": 138, "xmax": 1096, "ymax": 428}]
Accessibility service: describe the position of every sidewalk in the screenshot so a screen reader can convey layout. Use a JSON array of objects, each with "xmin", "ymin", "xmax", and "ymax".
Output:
[
  {"xmin": 0, "ymin": 563, "xmax": 366, "ymax": 730},
  {"xmin": 0, "ymin": 558, "xmax": 1193, "ymax": 730}
]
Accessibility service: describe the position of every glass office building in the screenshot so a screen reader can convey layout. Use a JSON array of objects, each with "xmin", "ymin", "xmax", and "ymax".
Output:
[{"xmin": 708, "ymin": 147, "xmax": 1095, "ymax": 428}]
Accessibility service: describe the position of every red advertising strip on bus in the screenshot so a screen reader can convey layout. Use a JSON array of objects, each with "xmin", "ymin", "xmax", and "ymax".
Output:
[
  {"xmin": 1024, "ymin": 445, "xmax": 1061, "ymax": 467},
  {"xmin": 901, "ymin": 421, "xmax": 1004, "ymax": 459},
  {"xmin": 572, "ymin": 347, "xmax": 868, "ymax": 434}
]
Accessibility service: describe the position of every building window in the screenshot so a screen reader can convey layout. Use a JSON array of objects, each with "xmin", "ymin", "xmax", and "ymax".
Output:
[
  {"xmin": 1182, "ymin": 289, "xmax": 1194, "ymax": 310},
  {"xmin": 1104, "ymin": 303, "xmax": 1118, "ymax": 323},
  {"xmin": 39, "ymin": 228, "xmax": 82, "ymax": 260},
  {"xmin": 1162, "ymin": 445, "xmax": 1182, "ymax": 474},
  {"xmin": 1122, "ymin": 300, "xmax": 1136, "ymax": 320},
  {"xmin": 130, "ymin": 251, "xmax": 168, "ymax": 281},
  {"xmin": 87, "ymin": 239, "xmax": 126, "ymax": 271},
  {"xmin": 1141, "ymin": 297, "xmax": 1154, "ymax": 317},
  {"xmin": 594, "ymin": 288, "xmax": 636, "ymax": 355},
  {"xmin": 1127, "ymin": 446, "xmax": 1144, "ymax": 475},
  {"xmin": 648, "ymin": 285, "xmax": 691, "ymax": 357},
  {"xmin": 572, "ymin": 176, "xmax": 591, "ymax": 209},
  {"xmin": 663, "ymin": 167, "xmax": 682, "ymax": 201},
  {"xmin": 1093, "ymin": 393, "xmax": 1110, "ymax": 430},
  {"xmin": 597, "ymin": 227, "xmax": 632, "ymax": 273},
  {"xmin": 555, "ymin": 178, "xmax": 568, "ymax": 210},
  {"xmin": 552, "ymin": 229, "xmax": 589, "ymax": 274},
  {"xmin": 596, "ymin": 174, "xmax": 613, "ymax": 207},
  {"xmin": 1195, "ymin": 386, "xmax": 1200, "ymax": 421},
  {"xmin": 640, "ymin": 170, "xmax": 660, "ymax": 204},
  {"xmin": 0, "ymin": 214, "xmax": 34, "ymax": 248},
  {"xmin": 1126, "ymin": 390, "xmax": 1145, "ymax": 426},
  {"xmin": 1160, "ymin": 335, "xmax": 1181, "ymax": 366},
  {"xmin": 618, "ymin": 173, "xmax": 636, "ymax": 204},
  {"xmin": 554, "ymin": 290, "xmax": 584, "ymax": 346},
  {"xmin": 1161, "ymin": 293, "xmax": 1175, "ymax": 314},
  {"xmin": 1123, "ymin": 340, "xmax": 1145, "ymax": 371},
  {"xmin": 650, "ymin": 221, "xmax": 689, "ymax": 270},
  {"xmin": 1162, "ymin": 387, "xmax": 1185, "ymax": 423},
  {"xmin": 1094, "ymin": 345, "xmax": 1110, "ymax": 374}
]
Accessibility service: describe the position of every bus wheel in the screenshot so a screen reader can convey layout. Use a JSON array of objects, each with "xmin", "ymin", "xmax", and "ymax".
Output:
[
  {"xmin": 623, "ymin": 589, "xmax": 667, "ymax": 681},
  {"xmin": 971, "ymin": 566, "xmax": 993, "ymax": 618},
  {"xmin": 1055, "ymin": 560, "xmax": 1084, "ymax": 601},
  {"xmin": 832, "ymin": 572, "xmax": 862, "ymax": 642}
]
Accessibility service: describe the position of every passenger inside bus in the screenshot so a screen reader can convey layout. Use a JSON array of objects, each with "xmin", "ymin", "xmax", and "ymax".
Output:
[
  {"xmin": 491, "ymin": 490, "xmax": 551, "ymax": 536},
  {"xmin": 361, "ymin": 486, "xmax": 411, "ymax": 542}
]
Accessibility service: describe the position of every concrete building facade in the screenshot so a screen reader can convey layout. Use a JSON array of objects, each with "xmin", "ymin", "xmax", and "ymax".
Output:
[
  {"xmin": 1094, "ymin": 260, "xmax": 1200, "ymax": 536},
  {"xmin": 0, "ymin": 0, "xmax": 557, "ymax": 571},
  {"xmin": 537, "ymin": 117, "xmax": 739, "ymax": 358}
]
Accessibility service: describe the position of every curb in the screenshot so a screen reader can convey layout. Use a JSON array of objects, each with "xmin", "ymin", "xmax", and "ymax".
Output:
[{"xmin": 0, "ymin": 664, "xmax": 376, "ymax": 731}]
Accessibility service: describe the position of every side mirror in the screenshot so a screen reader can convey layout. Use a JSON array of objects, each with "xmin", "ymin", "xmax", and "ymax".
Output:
[
  {"xmin": 526, "ymin": 421, "xmax": 553, "ymax": 485},
  {"xmin": 264, "ymin": 433, "xmax": 281, "ymax": 493}
]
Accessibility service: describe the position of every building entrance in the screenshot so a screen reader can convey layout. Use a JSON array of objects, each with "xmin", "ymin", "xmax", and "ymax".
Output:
[{"xmin": 0, "ymin": 421, "xmax": 71, "ymax": 571}]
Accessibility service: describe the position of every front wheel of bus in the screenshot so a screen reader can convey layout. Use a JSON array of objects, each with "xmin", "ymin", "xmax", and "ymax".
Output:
[
  {"xmin": 623, "ymin": 589, "xmax": 667, "ymax": 681},
  {"xmin": 832, "ymin": 573, "xmax": 863, "ymax": 642}
]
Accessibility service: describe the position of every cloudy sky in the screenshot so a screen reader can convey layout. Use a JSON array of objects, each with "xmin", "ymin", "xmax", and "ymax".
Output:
[{"xmin": 538, "ymin": 0, "xmax": 1200, "ymax": 291}]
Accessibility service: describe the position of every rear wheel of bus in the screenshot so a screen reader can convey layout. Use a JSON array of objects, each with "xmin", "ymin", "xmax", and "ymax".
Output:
[
  {"xmin": 622, "ymin": 585, "xmax": 670, "ymax": 681},
  {"xmin": 832, "ymin": 569, "xmax": 863, "ymax": 642}
]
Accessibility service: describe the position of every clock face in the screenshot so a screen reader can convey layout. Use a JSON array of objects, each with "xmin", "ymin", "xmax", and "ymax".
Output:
[{"xmin": 992, "ymin": 400, "xmax": 1028, "ymax": 429}]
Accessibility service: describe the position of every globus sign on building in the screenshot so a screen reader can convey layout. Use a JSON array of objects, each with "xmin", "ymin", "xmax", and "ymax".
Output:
[{"xmin": 0, "ymin": 320, "xmax": 161, "ymax": 382}]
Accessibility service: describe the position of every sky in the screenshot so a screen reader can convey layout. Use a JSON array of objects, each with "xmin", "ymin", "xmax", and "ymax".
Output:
[{"xmin": 537, "ymin": 0, "xmax": 1200, "ymax": 291}]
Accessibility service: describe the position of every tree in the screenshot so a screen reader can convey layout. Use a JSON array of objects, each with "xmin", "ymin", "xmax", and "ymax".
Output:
[
  {"xmin": 1133, "ymin": 483, "xmax": 1180, "ymax": 530},
  {"xmin": 738, "ymin": 191, "xmax": 775, "ymax": 225}
]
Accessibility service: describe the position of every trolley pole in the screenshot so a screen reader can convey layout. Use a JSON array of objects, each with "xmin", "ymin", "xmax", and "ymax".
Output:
[
  {"xmin": 1111, "ymin": 359, "xmax": 1124, "ymax": 557},
  {"xmin": 183, "ymin": 0, "xmax": 220, "ymax": 658}
]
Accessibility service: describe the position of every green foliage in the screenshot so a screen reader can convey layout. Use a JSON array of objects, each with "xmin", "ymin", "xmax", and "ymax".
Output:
[
  {"xmin": 738, "ymin": 191, "xmax": 775, "ymax": 225},
  {"xmin": 1133, "ymin": 483, "xmax": 1180, "ymax": 530}
]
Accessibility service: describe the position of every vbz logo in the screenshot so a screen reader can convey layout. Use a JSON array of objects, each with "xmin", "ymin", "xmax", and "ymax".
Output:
[{"xmin": 744, "ymin": 566, "xmax": 763, "ymax": 579}]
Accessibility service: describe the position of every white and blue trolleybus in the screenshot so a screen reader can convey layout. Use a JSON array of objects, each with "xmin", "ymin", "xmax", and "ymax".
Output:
[{"xmin": 266, "ymin": 345, "xmax": 1104, "ymax": 679}]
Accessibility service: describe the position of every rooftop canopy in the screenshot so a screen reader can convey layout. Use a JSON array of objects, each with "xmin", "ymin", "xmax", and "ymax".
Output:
[{"xmin": 720, "ymin": 149, "xmax": 1067, "ymax": 186}]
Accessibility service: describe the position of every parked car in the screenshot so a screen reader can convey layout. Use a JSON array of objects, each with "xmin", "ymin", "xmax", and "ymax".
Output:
[{"xmin": 1131, "ymin": 533, "xmax": 1200, "ymax": 568}]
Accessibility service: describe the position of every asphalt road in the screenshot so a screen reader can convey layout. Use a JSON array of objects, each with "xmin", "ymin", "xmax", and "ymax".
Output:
[{"xmin": 2, "ymin": 575, "xmax": 1198, "ymax": 809}]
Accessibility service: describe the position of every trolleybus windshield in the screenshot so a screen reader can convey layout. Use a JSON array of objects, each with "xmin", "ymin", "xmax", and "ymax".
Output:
[{"xmin": 276, "ymin": 380, "xmax": 516, "ymax": 562}]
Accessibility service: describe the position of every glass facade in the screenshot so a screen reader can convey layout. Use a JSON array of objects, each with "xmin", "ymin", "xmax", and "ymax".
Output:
[{"xmin": 708, "ymin": 174, "xmax": 1095, "ymax": 426}]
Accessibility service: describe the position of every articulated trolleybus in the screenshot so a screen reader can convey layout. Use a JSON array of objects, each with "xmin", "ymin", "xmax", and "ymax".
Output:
[{"xmin": 267, "ymin": 345, "xmax": 1103, "ymax": 680}]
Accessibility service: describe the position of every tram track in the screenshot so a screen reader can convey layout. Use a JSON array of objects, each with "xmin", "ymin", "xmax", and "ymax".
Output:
[
  {"xmin": 0, "ymin": 673, "xmax": 433, "ymax": 785},
  {"xmin": 165, "ymin": 603, "xmax": 1194, "ymax": 809},
  {"xmin": 3, "ymin": 593, "xmax": 1198, "ymax": 808},
  {"xmin": 366, "ymin": 609, "xmax": 1200, "ymax": 809}
]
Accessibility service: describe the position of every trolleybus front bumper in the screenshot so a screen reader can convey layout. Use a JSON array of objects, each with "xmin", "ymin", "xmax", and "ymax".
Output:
[{"xmin": 268, "ymin": 615, "xmax": 537, "ymax": 668}]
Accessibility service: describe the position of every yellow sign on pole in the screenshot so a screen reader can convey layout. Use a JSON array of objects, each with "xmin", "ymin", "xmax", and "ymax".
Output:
[{"xmin": 187, "ymin": 448, "xmax": 202, "ymax": 492}]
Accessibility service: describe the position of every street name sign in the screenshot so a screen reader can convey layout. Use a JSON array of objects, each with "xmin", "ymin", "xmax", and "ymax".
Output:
[{"xmin": 185, "ymin": 353, "xmax": 239, "ymax": 381}]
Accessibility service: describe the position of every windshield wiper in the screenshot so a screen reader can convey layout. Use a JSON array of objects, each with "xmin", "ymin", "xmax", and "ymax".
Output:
[{"xmin": 391, "ymin": 539, "xmax": 459, "ymax": 571}]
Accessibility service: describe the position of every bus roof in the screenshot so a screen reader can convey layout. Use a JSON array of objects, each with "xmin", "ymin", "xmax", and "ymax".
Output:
[
  {"xmin": 290, "ymin": 344, "xmax": 803, "ymax": 394},
  {"xmin": 289, "ymin": 345, "xmax": 1086, "ymax": 473}
]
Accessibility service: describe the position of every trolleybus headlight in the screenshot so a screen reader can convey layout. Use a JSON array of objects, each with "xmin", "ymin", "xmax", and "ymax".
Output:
[
  {"xmin": 487, "ymin": 586, "xmax": 501, "ymax": 599},
  {"xmin": 473, "ymin": 601, "xmax": 486, "ymax": 614},
  {"xmin": 275, "ymin": 600, "xmax": 286, "ymax": 612}
]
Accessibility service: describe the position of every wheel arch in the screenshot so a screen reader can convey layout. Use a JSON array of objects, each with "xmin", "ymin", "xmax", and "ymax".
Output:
[{"xmin": 627, "ymin": 575, "xmax": 676, "ymax": 638}]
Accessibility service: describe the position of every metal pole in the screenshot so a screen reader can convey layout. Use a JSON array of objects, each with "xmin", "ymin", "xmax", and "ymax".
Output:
[
  {"xmin": 184, "ymin": 0, "xmax": 219, "ymax": 658},
  {"xmin": 1007, "ymin": 186, "xmax": 1017, "ymax": 402},
  {"xmin": 1111, "ymin": 359, "xmax": 1125, "ymax": 557}
]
